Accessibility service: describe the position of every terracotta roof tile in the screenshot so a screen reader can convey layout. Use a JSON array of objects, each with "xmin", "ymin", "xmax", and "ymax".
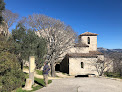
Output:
[
  {"xmin": 67, "ymin": 53, "xmax": 98, "ymax": 58},
  {"xmin": 74, "ymin": 43, "xmax": 89, "ymax": 47},
  {"xmin": 79, "ymin": 32, "xmax": 98, "ymax": 36},
  {"xmin": 67, "ymin": 51, "xmax": 103, "ymax": 58},
  {"xmin": 89, "ymin": 51, "xmax": 104, "ymax": 55}
]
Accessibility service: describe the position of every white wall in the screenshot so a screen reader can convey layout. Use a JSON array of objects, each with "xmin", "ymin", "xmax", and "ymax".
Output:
[{"xmin": 69, "ymin": 58, "xmax": 98, "ymax": 76}]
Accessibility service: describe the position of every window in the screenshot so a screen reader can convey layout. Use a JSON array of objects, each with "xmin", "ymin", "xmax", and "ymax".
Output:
[
  {"xmin": 81, "ymin": 62, "xmax": 84, "ymax": 68},
  {"xmin": 88, "ymin": 37, "xmax": 90, "ymax": 44}
]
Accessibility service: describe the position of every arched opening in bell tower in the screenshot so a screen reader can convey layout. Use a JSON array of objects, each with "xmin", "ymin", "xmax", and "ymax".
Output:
[{"xmin": 88, "ymin": 37, "xmax": 90, "ymax": 44}]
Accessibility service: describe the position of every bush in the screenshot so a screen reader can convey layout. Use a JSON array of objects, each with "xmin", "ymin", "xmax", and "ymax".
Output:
[
  {"xmin": 0, "ymin": 52, "xmax": 25, "ymax": 92},
  {"xmin": 104, "ymin": 72, "xmax": 121, "ymax": 78}
]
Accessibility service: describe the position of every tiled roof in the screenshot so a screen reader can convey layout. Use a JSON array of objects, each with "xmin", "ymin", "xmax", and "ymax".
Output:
[
  {"xmin": 74, "ymin": 43, "xmax": 89, "ymax": 47},
  {"xmin": 67, "ymin": 51, "xmax": 103, "ymax": 58},
  {"xmin": 79, "ymin": 32, "xmax": 98, "ymax": 36},
  {"xmin": 89, "ymin": 51, "xmax": 104, "ymax": 55},
  {"xmin": 67, "ymin": 53, "xmax": 98, "ymax": 58}
]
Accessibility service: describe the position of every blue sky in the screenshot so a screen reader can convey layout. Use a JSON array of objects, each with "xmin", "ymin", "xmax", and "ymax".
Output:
[{"xmin": 4, "ymin": 0, "xmax": 122, "ymax": 49}]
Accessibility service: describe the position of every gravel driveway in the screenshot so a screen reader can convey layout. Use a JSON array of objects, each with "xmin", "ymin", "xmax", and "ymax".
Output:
[{"xmin": 35, "ymin": 77, "xmax": 122, "ymax": 92}]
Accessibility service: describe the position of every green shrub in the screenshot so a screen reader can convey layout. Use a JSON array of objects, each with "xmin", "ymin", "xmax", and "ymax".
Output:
[
  {"xmin": 0, "ymin": 52, "xmax": 25, "ymax": 92},
  {"xmin": 104, "ymin": 72, "xmax": 122, "ymax": 78}
]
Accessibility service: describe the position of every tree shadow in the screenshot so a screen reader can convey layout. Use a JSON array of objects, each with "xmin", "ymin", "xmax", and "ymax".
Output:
[
  {"xmin": 22, "ymin": 79, "xmax": 45, "ymax": 87},
  {"xmin": 34, "ymin": 80, "xmax": 44, "ymax": 87}
]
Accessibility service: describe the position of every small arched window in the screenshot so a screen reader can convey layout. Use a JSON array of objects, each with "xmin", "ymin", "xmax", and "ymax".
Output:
[
  {"xmin": 81, "ymin": 62, "xmax": 84, "ymax": 68},
  {"xmin": 88, "ymin": 37, "xmax": 90, "ymax": 44}
]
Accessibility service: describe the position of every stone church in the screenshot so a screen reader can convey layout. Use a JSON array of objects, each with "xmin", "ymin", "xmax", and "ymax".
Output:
[{"xmin": 59, "ymin": 32, "xmax": 104, "ymax": 76}]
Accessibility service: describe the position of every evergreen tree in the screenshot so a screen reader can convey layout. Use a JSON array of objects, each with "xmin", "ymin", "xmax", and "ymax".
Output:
[
  {"xmin": 0, "ymin": 35, "xmax": 25, "ymax": 92},
  {"xmin": 12, "ymin": 23, "xmax": 47, "ymax": 69},
  {"xmin": 0, "ymin": 0, "xmax": 5, "ymax": 23}
]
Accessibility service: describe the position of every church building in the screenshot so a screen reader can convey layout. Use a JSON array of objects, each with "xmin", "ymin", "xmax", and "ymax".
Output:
[{"xmin": 60, "ymin": 32, "xmax": 104, "ymax": 76}]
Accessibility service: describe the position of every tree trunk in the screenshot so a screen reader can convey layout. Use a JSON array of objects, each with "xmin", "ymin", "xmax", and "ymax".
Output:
[
  {"xmin": 0, "ymin": 10, "xmax": 2, "ymax": 23},
  {"xmin": 119, "ymin": 69, "xmax": 122, "ymax": 77},
  {"xmin": 50, "ymin": 62, "xmax": 56, "ymax": 77},
  {"xmin": 99, "ymin": 70, "xmax": 103, "ymax": 76},
  {"xmin": 18, "ymin": 57, "xmax": 23, "ymax": 70},
  {"xmin": 21, "ymin": 60, "xmax": 23, "ymax": 71}
]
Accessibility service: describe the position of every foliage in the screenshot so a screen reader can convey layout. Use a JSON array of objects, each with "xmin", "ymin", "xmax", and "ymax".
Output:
[
  {"xmin": 104, "ymin": 72, "xmax": 122, "ymax": 79},
  {"xmin": 11, "ymin": 23, "xmax": 47, "ymax": 69},
  {"xmin": 0, "ymin": 34, "xmax": 14, "ymax": 53},
  {"xmin": 0, "ymin": 0, "xmax": 5, "ymax": 23},
  {"xmin": 20, "ymin": 14, "xmax": 77, "ymax": 77},
  {"xmin": 0, "ymin": 52, "xmax": 25, "ymax": 92},
  {"xmin": 0, "ymin": 34, "xmax": 25, "ymax": 92},
  {"xmin": 36, "ymin": 70, "xmax": 43, "ymax": 75},
  {"xmin": 0, "ymin": 0, "xmax": 5, "ymax": 11}
]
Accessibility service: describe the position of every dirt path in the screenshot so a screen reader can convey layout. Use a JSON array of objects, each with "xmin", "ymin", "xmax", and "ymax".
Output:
[
  {"xmin": 23, "ymin": 69, "xmax": 61, "ymax": 79},
  {"xmin": 23, "ymin": 69, "xmax": 74, "ymax": 79}
]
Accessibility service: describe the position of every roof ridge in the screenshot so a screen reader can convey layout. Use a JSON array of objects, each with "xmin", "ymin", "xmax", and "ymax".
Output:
[{"xmin": 79, "ymin": 32, "xmax": 98, "ymax": 36}]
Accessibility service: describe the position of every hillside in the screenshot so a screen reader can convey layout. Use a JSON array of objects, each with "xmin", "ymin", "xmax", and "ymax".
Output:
[{"xmin": 98, "ymin": 47, "xmax": 122, "ymax": 53}]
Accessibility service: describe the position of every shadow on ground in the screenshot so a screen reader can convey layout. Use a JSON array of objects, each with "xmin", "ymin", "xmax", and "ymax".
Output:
[{"xmin": 75, "ymin": 75, "xmax": 88, "ymax": 77}]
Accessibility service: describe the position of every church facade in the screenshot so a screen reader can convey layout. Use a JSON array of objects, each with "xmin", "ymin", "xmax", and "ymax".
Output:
[{"xmin": 60, "ymin": 32, "xmax": 104, "ymax": 76}]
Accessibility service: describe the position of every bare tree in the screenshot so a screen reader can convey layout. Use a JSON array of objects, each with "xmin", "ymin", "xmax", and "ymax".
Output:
[
  {"xmin": 91, "ymin": 53, "xmax": 113, "ymax": 76},
  {"xmin": 20, "ymin": 14, "xmax": 77, "ymax": 77},
  {"xmin": 2, "ymin": 9, "xmax": 19, "ymax": 28},
  {"xmin": 109, "ymin": 52, "xmax": 122, "ymax": 76},
  {"xmin": 0, "ymin": 9, "xmax": 18, "ymax": 36}
]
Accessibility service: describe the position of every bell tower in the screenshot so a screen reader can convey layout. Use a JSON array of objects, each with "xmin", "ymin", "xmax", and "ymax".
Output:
[{"xmin": 79, "ymin": 32, "xmax": 98, "ymax": 51}]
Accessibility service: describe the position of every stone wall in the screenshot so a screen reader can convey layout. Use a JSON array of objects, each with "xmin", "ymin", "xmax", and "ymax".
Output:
[
  {"xmin": 0, "ymin": 21, "xmax": 9, "ymax": 36},
  {"xmin": 81, "ymin": 36, "xmax": 97, "ymax": 51},
  {"xmin": 69, "ymin": 57, "xmax": 98, "ymax": 76},
  {"xmin": 69, "ymin": 47, "xmax": 89, "ymax": 53}
]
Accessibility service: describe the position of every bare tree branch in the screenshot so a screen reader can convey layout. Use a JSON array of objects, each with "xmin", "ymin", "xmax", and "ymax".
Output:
[
  {"xmin": 2, "ymin": 9, "xmax": 19, "ymax": 28},
  {"xmin": 20, "ymin": 14, "xmax": 77, "ymax": 77}
]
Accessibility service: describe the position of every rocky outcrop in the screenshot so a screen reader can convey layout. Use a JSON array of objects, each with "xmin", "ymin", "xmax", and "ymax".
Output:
[{"xmin": 0, "ymin": 21, "xmax": 9, "ymax": 36}]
